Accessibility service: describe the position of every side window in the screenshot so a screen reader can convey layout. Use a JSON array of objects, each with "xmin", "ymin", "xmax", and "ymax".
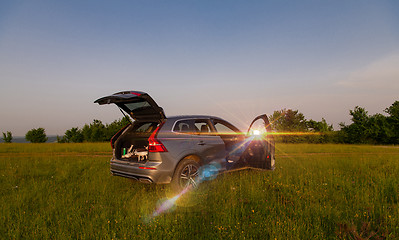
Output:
[
  {"xmin": 213, "ymin": 120, "xmax": 240, "ymax": 134},
  {"xmin": 194, "ymin": 119, "xmax": 213, "ymax": 134},
  {"xmin": 173, "ymin": 120, "xmax": 194, "ymax": 133}
]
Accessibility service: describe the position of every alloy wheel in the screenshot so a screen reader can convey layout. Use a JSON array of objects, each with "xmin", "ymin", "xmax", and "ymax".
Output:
[{"xmin": 179, "ymin": 164, "xmax": 199, "ymax": 189}]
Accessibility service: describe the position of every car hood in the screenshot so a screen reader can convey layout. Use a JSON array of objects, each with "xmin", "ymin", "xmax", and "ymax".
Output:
[{"xmin": 94, "ymin": 91, "xmax": 166, "ymax": 121}]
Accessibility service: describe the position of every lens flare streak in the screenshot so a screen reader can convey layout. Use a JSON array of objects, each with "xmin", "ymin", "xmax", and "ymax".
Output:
[
  {"xmin": 149, "ymin": 186, "xmax": 190, "ymax": 220},
  {"xmin": 147, "ymin": 163, "xmax": 222, "ymax": 221}
]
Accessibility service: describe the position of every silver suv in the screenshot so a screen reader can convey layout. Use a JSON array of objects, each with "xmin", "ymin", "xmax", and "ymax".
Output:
[{"xmin": 95, "ymin": 91, "xmax": 275, "ymax": 190}]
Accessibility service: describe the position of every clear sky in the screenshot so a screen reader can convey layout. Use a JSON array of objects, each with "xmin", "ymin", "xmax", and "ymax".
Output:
[{"xmin": 1, "ymin": 0, "xmax": 398, "ymax": 136}]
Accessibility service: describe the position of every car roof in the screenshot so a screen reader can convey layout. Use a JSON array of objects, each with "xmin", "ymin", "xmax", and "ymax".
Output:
[{"xmin": 166, "ymin": 115, "xmax": 224, "ymax": 121}]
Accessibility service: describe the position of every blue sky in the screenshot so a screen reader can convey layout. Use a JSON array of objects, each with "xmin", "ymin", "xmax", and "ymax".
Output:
[{"xmin": 1, "ymin": 1, "xmax": 398, "ymax": 136}]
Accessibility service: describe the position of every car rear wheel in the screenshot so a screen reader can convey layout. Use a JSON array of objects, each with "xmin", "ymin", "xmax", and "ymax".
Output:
[{"xmin": 171, "ymin": 158, "xmax": 200, "ymax": 192}]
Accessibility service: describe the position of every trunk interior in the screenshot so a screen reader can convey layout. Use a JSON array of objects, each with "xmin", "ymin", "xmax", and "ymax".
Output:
[{"xmin": 114, "ymin": 122, "xmax": 159, "ymax": 162}]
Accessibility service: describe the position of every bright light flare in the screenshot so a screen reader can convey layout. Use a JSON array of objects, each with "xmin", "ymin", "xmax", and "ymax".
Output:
[
  {"xmin": 145, "ymin": 186, "xmax": 190, "ymax": 222},
  {"xmin": 253, "ymin": 130, "xmax": 261, "ymax": 135},
  {"xmin": 146, "ymin": 163, "xmax": 221, "ymax": 222},
  {"xmin": 152, "ymin": 196, "xmax": 179, "ymax": 217}
]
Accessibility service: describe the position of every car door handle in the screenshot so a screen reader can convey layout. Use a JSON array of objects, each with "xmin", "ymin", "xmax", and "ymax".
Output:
[{"xmin": 197, "ymin": 141, "xmax": 206, "ymax": 146}]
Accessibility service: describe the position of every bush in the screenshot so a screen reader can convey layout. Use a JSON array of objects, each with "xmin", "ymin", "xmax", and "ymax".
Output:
[
  {"xmin": 58, "ymin": 117, "xmax": 131, "ymax": 143},
  {"xmin": 2, "ymin": 131, "xmax": 13, "ymax": 143},
  {"xmin": 57, "ymin": 127, "xmax": 84, "ymax": 143},
  {"xmin": 25, "ymin": 128, "xmax": 48, "ymax": 143},
  {"xmin": 339, "ymin": 104, "xmax": 397, "ymax": 144}
]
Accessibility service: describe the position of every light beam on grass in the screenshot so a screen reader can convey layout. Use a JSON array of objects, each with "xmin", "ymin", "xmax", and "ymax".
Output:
[{"xmin": 146, "ymin": 162, "xmax": 223, "ymax": 222}]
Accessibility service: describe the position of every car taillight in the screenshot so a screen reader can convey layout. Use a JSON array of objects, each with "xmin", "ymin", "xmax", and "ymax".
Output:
[{"xmin": 148, "ymin": 123, "xmax": 167, "ymax": 152}]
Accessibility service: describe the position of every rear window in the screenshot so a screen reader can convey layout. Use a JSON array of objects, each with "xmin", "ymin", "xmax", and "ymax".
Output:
[{"xmin": 124, "ymin": 100, "xmax": 151, "ymax": 112}]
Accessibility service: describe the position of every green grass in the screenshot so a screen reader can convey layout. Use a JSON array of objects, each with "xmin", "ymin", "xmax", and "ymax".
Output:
[
  {"xmin": 0, "ymin": 142, "xmax": 111, "ymax": 154},
  {"xmin": 0, "ymin": 143, "xmax": 398, "ymax": 239}
]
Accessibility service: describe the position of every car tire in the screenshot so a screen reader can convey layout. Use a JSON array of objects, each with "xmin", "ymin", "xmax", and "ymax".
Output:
[{"xmin": 171, "ymin": 158, "xmax": 200, "ymax": 193}]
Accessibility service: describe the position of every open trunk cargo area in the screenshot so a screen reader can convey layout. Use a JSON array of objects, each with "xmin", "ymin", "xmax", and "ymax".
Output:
[{"xmin": 113, "ymin": 122, "xmax": 159, "ymax": 163}]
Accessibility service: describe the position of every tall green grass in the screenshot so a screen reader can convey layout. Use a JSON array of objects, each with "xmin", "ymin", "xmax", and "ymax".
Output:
[
  {"xmin": 0, "ymin": 143, "xmax": 398, "ymax": 239},
  {"xmin": 0, "ymin": 143, "xmax": 111, "ymax": 154}
]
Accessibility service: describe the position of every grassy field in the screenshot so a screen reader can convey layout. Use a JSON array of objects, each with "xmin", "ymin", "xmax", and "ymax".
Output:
[{"xmin": 0, "ymin": 143, "xmax": 398, "ymax": 239}]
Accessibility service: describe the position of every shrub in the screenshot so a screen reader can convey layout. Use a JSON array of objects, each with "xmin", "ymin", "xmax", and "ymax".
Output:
[
  {"xmin": 2, "ymin": 131, "xmax": 13, "ymax": 143},
  {"xmin": 25, "ymin": 128, "xmax": 48, "ymax": 143}
]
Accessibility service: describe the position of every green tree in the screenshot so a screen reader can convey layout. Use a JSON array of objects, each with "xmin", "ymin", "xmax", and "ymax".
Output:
[
  {"xmin": 58, "ymin": 117, "xmax": 131, "ymax": 143},
  {"xmin": 306, "ymin": 118, "xmax": 335, "ymax": 143},
  {"xmin": 59, "ymin": 127, "xmax": 84, "ymax": 143},
  {"xmin": 269, "ymin": 109, "xmax": 308, "ymax": 132},
  {"xmin": 82, "ymin": 119, "xmax": 107, "ymax": 142},
  {"xmin": 80, "ymin": 117, "xmax": 130, "ymax": 142},
  {"xmin": 104, "ymin": 116, "xmax": 131, "ymax": 140},
  {"xmin": 339, "ymin": 106, "xmax": 370, "ymax": 144},
  {"xmin": 2, "ymin": 131, "xmax": 13, "ymax": 143},
  {"xmin": 81, "ymin": 124, "xmax": 92, "ymax": 142},
  {"xmin": 385, "ymin": 101, "xmax": 399, "ymax": 144},
  {"xmin": 269, "ymin": 109, "xmax": 308, "ymax": 143},
  {"xmin": 366, "ymin": 113, "xmax": 392, "ymax": 144},
  {"xmin": 25, "ymin": 128, "xmax": 48, "ymax": 143},
  {"xmin": 306, "ymin": 118, "xmax": 333, "ymax": 132},
  {"xmin": 339, "ymin": 105, "xmax": 396, "ymax": 144}
]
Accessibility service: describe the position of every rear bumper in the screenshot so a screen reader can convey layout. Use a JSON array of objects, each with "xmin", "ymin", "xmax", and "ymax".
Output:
[{"xmin": 110, "ymin": 159, "xmax": 174, "ymax": 184}]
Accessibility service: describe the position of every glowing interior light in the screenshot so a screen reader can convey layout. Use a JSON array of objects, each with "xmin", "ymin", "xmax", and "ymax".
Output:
[{"xmin": 253, "ymin": 130, "xmax": 261, "ymax": 135}]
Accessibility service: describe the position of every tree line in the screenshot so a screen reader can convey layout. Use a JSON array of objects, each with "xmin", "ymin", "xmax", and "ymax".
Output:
[
  {"xmin": 56, "ymin": 117, "xmax": 131, "ymax": 143},
  {"xmin": 2, "ymin": 101, "xmax": 398, "ymax": 144},
  {"xmin": 269, "ymin": 101, "xmax": 398, "ymax": 144},
  {"xmin": 1, "ymin": 117, "xmax": 130, "ymax": 143}
]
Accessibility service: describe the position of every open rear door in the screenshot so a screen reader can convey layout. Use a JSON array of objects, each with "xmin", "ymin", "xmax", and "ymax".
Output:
[
  {"xmin": 245, "ymin": 114, "xmax": 275, "ymax": 170},
  {"xmin": 94, "ymin": 91, "xmax": 166, "ymax": 122}
]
